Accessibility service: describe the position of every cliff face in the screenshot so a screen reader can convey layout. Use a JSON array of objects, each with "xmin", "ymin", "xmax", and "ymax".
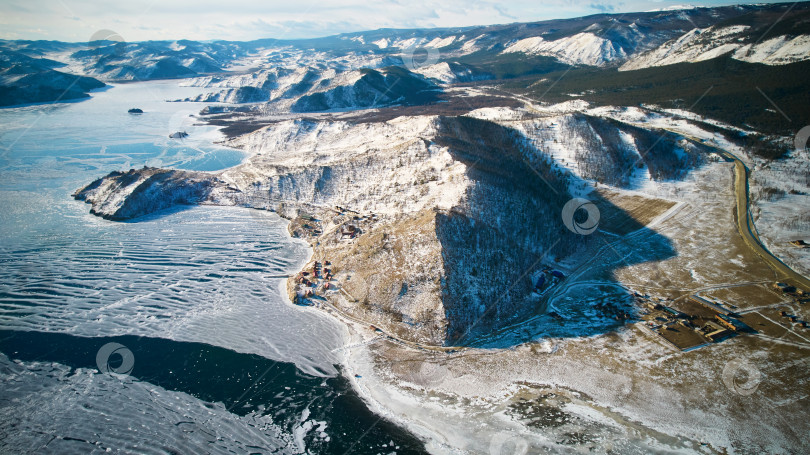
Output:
[
  {"xmin": 74, "ymin": 106, "xmax": 694, "ymax": 345},
  {"xmin": 73, "ymin": 167, "xmax": 222, "ymax": 221}
]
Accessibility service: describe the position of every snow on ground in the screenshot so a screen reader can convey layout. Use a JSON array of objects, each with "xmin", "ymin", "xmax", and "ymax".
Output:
[
  {"xmin": 647, "ymin": 4, "xmax": 697, "ymax": 12},
  {"xmin": 733, "ymin": 34, "xmax": 810, "ymax": 65},
  {"xmin": 620, "ymin": 25, "xmax": 810, "ymax": 70},
  {"xmin": 620, "ymin": 26, "xmax": 744, "ymax": 70},
  {"xmin": 462, "ymin": 106, "xmax": 529, "ymax": 121},
  {"xmin": 458, "ymin": 34, "xmax": 486, "ymax": 54},
  {"xmin": 411, "ymin": 62, "xmax": 457, "ymax": 84},
  {"xmin": 644, "ymin": 105, "xmax": 755, "ymax": 135},
  {"xmin": 585, "ymin": 104, "xmax": 810, "ymax": 277},
  {"xmin": 333, "ymin": 124, "xmax": 809, "ymax": 453},
  {"xmin": 77, "ymin": 93, "xmax": 808, "ymax": 452},
  {"xmin": 390, "ymin": 37, "xmax": 428, "ymax": 50},
  {"xmin": 216, "ymin": 115, "xmax": 471, "ymax": 217},
  {"xmin": 455, "ymin": 102, "xmax": 805, "ymax": 281},
  {"xmin": 465, "ymin": 101, "xmax": 807, "ymax": 283},
  {"xmin": 749, "ymin": 148, "xmax": 810, "ymax": 278},
  {"xmin": 619, "ymin": 129, "xmax": 655, "ymax": 190},
  {"xmin": 527, "ymin": 99, "xmax": 591, "ymax": 115},
  {"xmin": 223, "ymin": 115, "xmax": 434, "ymax": 165},
  {"xmin": 466, "ymin": 102, "xmax": 663, "ymax": 194},
  {"xmin": 502, "ymin": 33, "xmax": 628, "ymax": 66},
  {"xmin": 179, "ymin": 64, "xmax": 395, "ymax": 109},
  {"xmin": 424, "ymin": 36, "xmax": 457, "ymax": 48}
]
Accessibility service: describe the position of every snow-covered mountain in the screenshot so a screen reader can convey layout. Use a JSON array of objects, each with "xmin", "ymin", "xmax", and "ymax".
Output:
[
  {"xmin": 3, "ymin": 2, "xmax": 809, "ymax": 81},
  {"xmin": 502, "ymin": 32, "xmax": 632, "ymax": 67},
  {"xmin": 0, "ymin": 48, "xmax": 105, "ymax": 106},
  {"xmin": 178, "ymin": 65, "xmax": 439, "ymax": 112},
  {"xmin": 3, "ymin": 2, "xmax": 810, "ymax": 107},
  {"xmin": 621, "ymin": 24, "xmax": 810, "ymax": 70},
  {"xmin": 288, "ymin": 67, "xmax": 439, "ymax": 112},
  {"xmin": 179, "ymin": 66, "xmax": 329, "ymax": 104},
  {"xmin": 410, "ymin": 62, "xmax": 491, "ymax": 84},
  {"xmin": 74, "ymin": 101, "xmax": 710, "ymax": 343}
]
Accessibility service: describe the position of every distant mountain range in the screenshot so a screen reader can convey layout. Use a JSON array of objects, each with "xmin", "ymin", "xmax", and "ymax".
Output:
[
  {"xmin": 1, "ymin": 1, "xmax": 809, "ymax": 112},
  {"xmin": 66, "ymin": 1, "xmax": 810, "ymax": 374}
]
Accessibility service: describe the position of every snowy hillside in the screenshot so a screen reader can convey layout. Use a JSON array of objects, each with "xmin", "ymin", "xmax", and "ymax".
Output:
[
  {"xmin": 733, "ymin": 34, "xmax": 810, "ymax": 65},
  {"xmin": 502, "ymin": 33, "xmax": 631, "ymax": 67},
  {"xmin": 621, "ymin": 25, "xmax": 810, "ymax": 70},
  {"xmin": 3, "ymin": 1, "xmax": 810, "ymax": 110},
  {"xmin": 179, "ymin": 66, "xmax": 334, "ymax": 104},
  {"xmin": 53, "ymin": 4, "xmax": 810, "ymax": 454},
  {"xmin": 0, "ymin": 48, "xmax": 105, "ymax": 106},
  {"xmin": 3, "ymin": 2, "xmax": 809, "ymax": 88},
  {"xmin": 289, "ymin": 67, "xmax": 439, "ymax": 112},
  {"xmin": 74, "ymin": 100, "xmax": 711, "ymax": 344},
  {"xmin": 410, "ymin": 62, "xmax": 490, "ymax": 84},
  {"xmin": 178, "ymin": 65, "xmax": 440, "ymax": 112}
]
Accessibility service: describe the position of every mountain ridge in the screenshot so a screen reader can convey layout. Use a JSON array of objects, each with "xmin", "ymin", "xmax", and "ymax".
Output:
[{"xmin": 3, "ymin": 2, "xmax": 809, "ymax": 108}]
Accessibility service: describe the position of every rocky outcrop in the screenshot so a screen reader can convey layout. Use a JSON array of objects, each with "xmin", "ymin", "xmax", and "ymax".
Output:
[
  {"xmin": 73, "ymin": 167, "xmax": 223, "ymax": 220},
  {"xmin": 74, "ymin": 107, "xmax": 691, "ymax": 345}
]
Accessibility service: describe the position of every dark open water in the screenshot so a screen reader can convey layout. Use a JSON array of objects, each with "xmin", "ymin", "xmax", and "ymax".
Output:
[{"xmin": 0, "ymin": 80, "xmax": 426, "ymax": 454}]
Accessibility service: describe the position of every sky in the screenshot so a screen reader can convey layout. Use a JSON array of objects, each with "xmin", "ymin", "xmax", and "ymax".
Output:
[{"xmin": 0, "ymin": 0, "xmax": 792, "ymax": 42}]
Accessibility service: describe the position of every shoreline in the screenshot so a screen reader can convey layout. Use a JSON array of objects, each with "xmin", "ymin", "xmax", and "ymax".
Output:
[
  {"xmin": 67, "ymin": 94, "xmax": 810, "ymax": 453},
  {"xmin": 276, "ymin": 210, "xmax": 467, "ymax": 452},
  {"xmin": 274, "ymin": 212, "xmax": 459, "ymax": 452}
]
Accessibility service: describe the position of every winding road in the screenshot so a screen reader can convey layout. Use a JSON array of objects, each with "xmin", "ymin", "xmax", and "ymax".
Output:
[
  {"xmin": 309, "ymin": 119, "xmax": 810, "ymax": 352},
  {"xmin": 448, "ymin": 125, "xmax": 809, "ymax": 349},
  {"xmin": 672, "ymin": 131, "xmax": 810, "ymax": 290}
]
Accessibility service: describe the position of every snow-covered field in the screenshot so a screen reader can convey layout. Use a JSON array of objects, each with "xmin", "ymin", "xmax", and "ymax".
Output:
[
  {"xmin": 69, "ymin": 85, "xmax": 810, "ymax": 453},
  {"xmin": 335, "ymin": 124, "xmax": 809, "ymax": 454}
]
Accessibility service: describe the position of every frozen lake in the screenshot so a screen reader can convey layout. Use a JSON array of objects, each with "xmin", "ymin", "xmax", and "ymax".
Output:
[{"xmin": 0, "ymin": 81, "xmax": 425, "ymax": 454}]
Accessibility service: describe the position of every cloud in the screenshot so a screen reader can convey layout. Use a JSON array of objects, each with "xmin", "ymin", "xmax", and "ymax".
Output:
[
  {"xmin": 588, "ymin": 2, "xmax": 618, "ymax": 13},
  {"xmin": 0, "ymin": 0, "xmax": 791, "ymax": 42}
]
